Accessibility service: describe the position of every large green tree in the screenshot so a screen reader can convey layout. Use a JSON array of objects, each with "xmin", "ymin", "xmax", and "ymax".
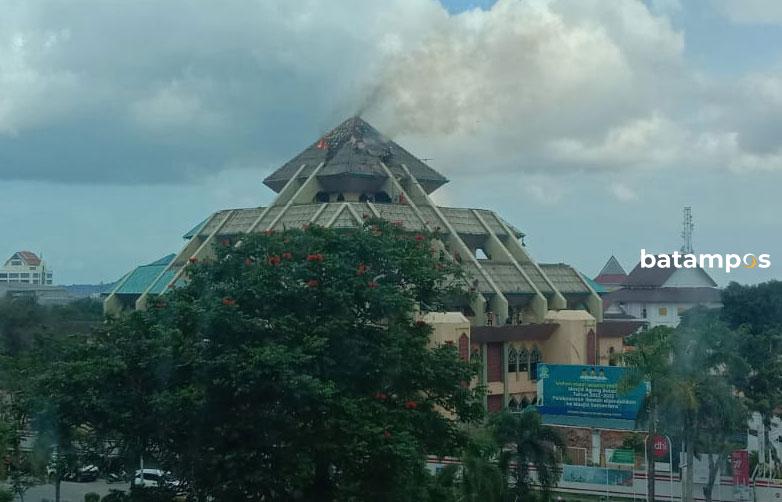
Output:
[{"xmin": 49, "ymin": 220, "xmax": 484, "ymax": 501}]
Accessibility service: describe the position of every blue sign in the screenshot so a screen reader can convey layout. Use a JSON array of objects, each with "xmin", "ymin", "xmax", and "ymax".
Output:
[
  {"xmin": 561, "ymin": 465, "xmax": 633, "ymax": 486},
  {"xmin": 536, "ymin": 364, "xmax": 646, "ymax": 420}
]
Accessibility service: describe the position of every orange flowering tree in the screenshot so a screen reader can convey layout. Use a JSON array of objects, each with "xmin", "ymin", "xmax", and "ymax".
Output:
[{"xmin": 72, "ymin": 219, "xmax": 482, "ymax": 501}]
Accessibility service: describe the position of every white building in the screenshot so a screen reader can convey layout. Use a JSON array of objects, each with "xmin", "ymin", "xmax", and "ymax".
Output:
[
  {"xmin": 0, "ymin": 251, "xmax": 53, "ymax": 285},
  {"xmin": 602, "ymin": 255, "xmax": 721, "ymax": 327}
]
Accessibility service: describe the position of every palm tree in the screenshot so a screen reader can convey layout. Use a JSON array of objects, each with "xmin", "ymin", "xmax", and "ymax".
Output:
[
  {"xmin": 460, "ymin": 431, "xmax": 506, "ymax": 502},
  {"xmin": 490, "ymin": 409, "xmax": 564, "ymax": 501},
  {"xmin": 621, "ymin": 325, "xmax": 675, "ymax": 502}
]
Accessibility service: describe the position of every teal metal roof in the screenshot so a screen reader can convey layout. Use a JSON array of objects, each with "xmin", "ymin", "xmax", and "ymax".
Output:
[
  {"xmin": 581, "ymin": 273, "xmax": 606, "ymax": 294},
  {"xmin": 182, "ymin": 217, "xmax": 209, "ymax": 239},
  {"xmin": 114, "ymin": 254, "xmax": 175, "ymax": 295}
]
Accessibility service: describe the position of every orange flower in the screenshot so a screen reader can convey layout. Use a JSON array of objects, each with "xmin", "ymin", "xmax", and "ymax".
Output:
[
  {"xmin": 282, "ymin": 252, "xmax": 293, "ymax": 260},
  {"xmin": 222, "ymin": 297, "xmax": 236, "ymax": 306},
  {"xmin": 356, "ymin": 263, "xmax": 368, "ymax": 276},
  {"xmin": 307, "ymin": 279, "xmax": 320, "ymax": 288},
  {"xmin": 264, "ymin": 229, "xmax": 274, "ymax": 236},
  {"xmin": 415, "ymin": 234, "xmax": 425, "ymax": 241},
  {"xmin": 306, "ymin": 253, "xmax": 324, "ymax": 262},
  {"xmin": 374, "ymin": 392, "xmax": 388, "ymax": 401},
  {"xmin": 188, "ymin": 257, "xmax": 198, "ymax": 264},
  {"xmin": 267, "ymin": 255, "xmax": 281, "ymax": 266},
  {"xmin": 404, "ymin": 400, "xmax": 417, "ymax": 410}
]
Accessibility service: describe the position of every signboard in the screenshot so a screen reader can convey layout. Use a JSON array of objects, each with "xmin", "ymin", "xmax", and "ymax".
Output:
[
  {"xmin": 606, "ymin": 448, "xmax": 635, "ymax": 465},
  {"xmin": 561, "ymin": 465, "xmax": 633, "ymax": 486},
  {"xmin": 652, "ymin": 435, "xmax": 669, "ymax": 458},
  {"xmin": 536, "ymin": 364, "xmax": 647, "ymax": 420},
  {"xmin": 731, "ymin": 450, "xmax": 749, "ymax": 485}
]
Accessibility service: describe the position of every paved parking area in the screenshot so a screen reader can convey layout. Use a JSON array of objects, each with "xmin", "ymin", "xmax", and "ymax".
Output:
[{"xmin": 4, "ymin": 480, "xmax": 125, "ymax": 502}]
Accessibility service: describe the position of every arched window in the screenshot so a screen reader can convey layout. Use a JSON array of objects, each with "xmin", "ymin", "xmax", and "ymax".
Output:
[
  {"xmin": 336, "ymin": 193, "xmax": 345, "ymax": 202},
  {"xmin": 520, "ymin": 396, "xmax": 530, "ymax": 409},
  {"xmin": 508, "ymin": 397, "xmax": 519, "ymax": 413},
  {"xmin": 529, "ymin": 346, "xmax": 542, "ymax": 381},
  {"xmin": 508, "ymin": 346, "xmax": 518, "ymax": 373},
  {"xmin": 608, "ymin": 346, "xmax": 618, "ymax": 366},
  {"xmin": 518, "ymin": 347, "xmax": 529, "ymax": 373}
]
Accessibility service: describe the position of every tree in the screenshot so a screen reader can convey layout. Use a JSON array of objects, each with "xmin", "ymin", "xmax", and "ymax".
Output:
[
  {"xmin": 49, "ymin": 220, "xmax": 484, "ymax": 501},
  {"xmin": 459, "ymin": 430, "xmax": 506, "ymax": 502},
  {"xmin": 490, "ymin": 410, "xmax": 564, "ymax": 501},
  {"xmin": 721, "ymin": 281, "xmax": 782, "ymax": 467},
  {"xmin": 622, "ymin": 325, "xmax": 674, "ymax": 502}
]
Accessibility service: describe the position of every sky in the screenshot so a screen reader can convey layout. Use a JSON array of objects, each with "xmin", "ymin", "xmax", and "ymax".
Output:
[{"xmin": 2, "ymin": 0, "xmax": 782, "ymax": 286}]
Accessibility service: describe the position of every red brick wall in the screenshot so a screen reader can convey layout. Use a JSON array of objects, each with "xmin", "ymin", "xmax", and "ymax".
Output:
[
  {"xmin": 459, "ymin": 334, "xmax": 469, "ymax": 362},
  {"xmin": 487, "ymin": 394, "xmax": 503, "ymax": 413},
  {"xmin": 486, "ymin": 342, "xmax": 503, "ymax": 382},
  {"xmin": 586, "ymin": 329, "xmax": 597, "ymax": 365}
]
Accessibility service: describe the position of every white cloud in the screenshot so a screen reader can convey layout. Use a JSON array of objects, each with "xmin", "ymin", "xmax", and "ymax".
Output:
[
  {"xmin": 609, "ymin": 182, "xmax": 638, "ymax": 202},
  {"xmin": 1, "ymin": 0, "xmax": 782, "ymax": 186}
]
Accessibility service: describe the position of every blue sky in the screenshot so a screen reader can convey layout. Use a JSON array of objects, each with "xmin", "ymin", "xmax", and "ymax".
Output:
[{"xmin": 2, "ymin": 0, "xmax": 781, "ymax": 286}]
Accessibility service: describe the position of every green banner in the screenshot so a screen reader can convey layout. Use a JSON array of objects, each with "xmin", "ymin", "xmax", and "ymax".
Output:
[{"xmin": 607, "ymin": 448, "xmax": 635, "ymax": 465}]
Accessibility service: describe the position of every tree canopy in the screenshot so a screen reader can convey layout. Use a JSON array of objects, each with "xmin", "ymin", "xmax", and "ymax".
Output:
[{"xmin": 36, "ymin": 220, "xmax": 485, "ymax": 501}]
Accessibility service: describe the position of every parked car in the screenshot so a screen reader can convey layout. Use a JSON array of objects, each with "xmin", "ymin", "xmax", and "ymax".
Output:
[
  {"xmin": 62, "ymin": 464, "xmax": 99, "ymax": 482},
  {"xmin": 131, "ymin": 469, "xmax": 182, "ymax": 492}
]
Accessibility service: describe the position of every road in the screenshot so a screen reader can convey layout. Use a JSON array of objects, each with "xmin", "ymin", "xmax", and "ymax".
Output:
[{"xmin": 3, "ymin": 480, "xmax": 125, "ymax": 501}]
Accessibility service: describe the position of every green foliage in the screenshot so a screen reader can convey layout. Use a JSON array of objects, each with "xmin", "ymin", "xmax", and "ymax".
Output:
[
  {"xmin": 490, "ymin": 409, "xmax": 564, "ymax": 500},
  {"xmin": 85, "ymin": 493, "xmax": 101, "ymax": 502},
  {"xmin": 0, "ymin": 488, "xmax": 12, "ymax": 502},
  {"xmin": 39, "ymin": 220, "xmax": 483, "ymax": 501}
]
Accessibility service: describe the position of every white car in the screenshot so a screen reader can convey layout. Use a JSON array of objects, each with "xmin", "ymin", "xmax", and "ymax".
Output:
[{"xmin": 132, "ymin": 468, "xmax": 181, "ymax": 490}]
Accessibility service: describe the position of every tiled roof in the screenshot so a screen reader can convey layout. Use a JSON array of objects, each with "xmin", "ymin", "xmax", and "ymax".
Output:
[
  {"xmin": 623, "ymin": 258, "xmax": 677, "ymax": 287},
  {"xmin": 594, "ymin": 273, "xmax": 627, "ymax": 286},
  {"xmin": 598, "ymin": 255, "xmax": 626, "ymax": 276},
  {"xmin": 263, "ymin": 117, "xmax": 448, "ymax": 194},
  {"xmin": 603, "ymin": 287, "xmax": 722, "ymax": 305},
  {"xmin": 539, "ymin": 263, "xmax": 591, "ymax": 294},
  {"xmin": 14, "ymin": 251, "xmax": 42, "ymax": 266},
  {"xmin": 597, "ymin": 320, "xmax": 646, "ymax": 338}
]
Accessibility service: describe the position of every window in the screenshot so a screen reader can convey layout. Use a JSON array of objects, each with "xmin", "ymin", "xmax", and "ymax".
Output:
[
  {"xmin": 518, "ymin": 348, "xmax": 529, "ymax": 372},
  {"xmin": 659, "ymin": 307, "xmax": 668, "ymax": 317},
  {"xmin": 529, "ymin": 347, "xmax": 541, "ymax": 380},
  {"xmin": 314, "ymin": 191, "xmax": 330, "ymax": 203},
  {"xmin": 508, "ymin": 397, "xmax": 519, "ymax": 413},
  {"xmin": 11, "ymin": 260, "xmax": 21, "ymax": 266},
  {"xmin": 507, "ymin": 347, "xmax": 518, "ymax": 373},
  {"xmin": 641, "ymin": 307, "xmax": 647, "ymax": 319},
  {"xmin": 20, "ymin": 273, "xmax": 29, "ymax": 278},
  {"xmin": 374, "ymin": 191, "xmax": 391, "ymax": 203}
]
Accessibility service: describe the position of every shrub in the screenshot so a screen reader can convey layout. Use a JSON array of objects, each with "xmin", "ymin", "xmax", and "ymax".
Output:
[
  {"xmin": 0, "ymin": 488, "xmax": 13, "ymax": 502},
  {"xmin": 85, "ymin": 492, "xmax": 101, "ymax": 502}
]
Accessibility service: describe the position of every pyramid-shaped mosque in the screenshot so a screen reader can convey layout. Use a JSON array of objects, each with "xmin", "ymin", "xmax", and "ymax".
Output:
[{"xmin": 106, "ymin": 117, "xmax": 601, "ymax": 326}]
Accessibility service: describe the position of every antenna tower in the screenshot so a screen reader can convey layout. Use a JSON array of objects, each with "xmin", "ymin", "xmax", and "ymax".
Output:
[{"xmin": 680, "ymin": 206, "xmax": 694, "ymax": 254}]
